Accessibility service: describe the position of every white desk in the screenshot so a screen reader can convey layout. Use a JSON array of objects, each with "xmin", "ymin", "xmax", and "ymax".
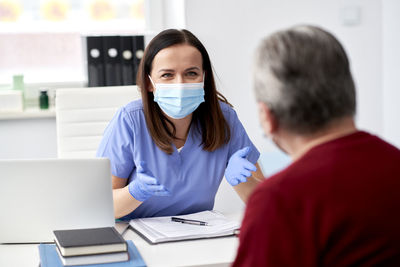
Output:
[
  {"xmin": 124, "ymin": 229, "xmax": 238, "ymax": 267},
  {"xmin": 0, "ymin": 213, "xmax": 242, "ymax": 267}
]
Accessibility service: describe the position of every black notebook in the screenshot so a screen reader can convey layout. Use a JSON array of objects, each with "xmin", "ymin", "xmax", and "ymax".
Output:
[{"xmin": 53, "ymin": 227, "xmax": 127, "ymax": 257}]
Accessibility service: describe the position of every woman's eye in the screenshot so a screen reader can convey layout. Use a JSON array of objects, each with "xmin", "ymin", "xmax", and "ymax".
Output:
[
  {"xmin": 186, "ymin": 71, "xmax": 198, "ymax": 77},
  {"xmin": 161, "ymin": 73, "xmax": 173, "ymax": 78}
]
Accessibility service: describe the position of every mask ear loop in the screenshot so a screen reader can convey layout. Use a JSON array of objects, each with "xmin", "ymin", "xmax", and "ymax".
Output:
[{"xmin": 148, "ymin": 75, "xmax": 157, "ymax": 91}]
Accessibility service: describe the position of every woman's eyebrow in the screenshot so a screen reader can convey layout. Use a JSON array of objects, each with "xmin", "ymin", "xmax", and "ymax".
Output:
[
  {"xmin": 158, "ymin": 69, "xmax": 175, "ymax": 73},
  {"xmin": 185, "ymin": 67, "xmax": 201, "ymax": 71}
]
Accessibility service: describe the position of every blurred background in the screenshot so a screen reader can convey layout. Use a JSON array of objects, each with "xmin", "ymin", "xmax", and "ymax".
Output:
[{"xmin": 0, "ymin": 0, "xmax": 399, "ymax": 165}]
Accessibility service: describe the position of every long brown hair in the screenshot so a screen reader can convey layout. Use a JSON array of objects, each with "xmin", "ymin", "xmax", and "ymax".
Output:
[{"xmin": 136, "ymin": 29, "xmax": 231, "ymax": 154}]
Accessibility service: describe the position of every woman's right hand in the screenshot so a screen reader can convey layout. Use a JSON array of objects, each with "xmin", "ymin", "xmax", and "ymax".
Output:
[{"xmin": 128, "ymin": 161, "xmax": 171, "ymax": 202}]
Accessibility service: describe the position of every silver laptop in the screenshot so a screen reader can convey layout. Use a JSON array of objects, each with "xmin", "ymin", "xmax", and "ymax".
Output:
[{"xmin": 0, "ymin": 158, "xmax": 115, "ymax": 243}]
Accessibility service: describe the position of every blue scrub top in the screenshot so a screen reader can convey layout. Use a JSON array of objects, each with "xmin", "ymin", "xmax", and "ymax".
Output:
[{"xmin": 96, "ymin": 99, "xmax": 259, "ymax": 220}]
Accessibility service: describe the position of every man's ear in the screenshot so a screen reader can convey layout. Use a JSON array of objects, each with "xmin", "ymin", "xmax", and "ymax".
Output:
[{"xmin": 258, "ymin": 102, "xmax": 278, "ymax": 135}]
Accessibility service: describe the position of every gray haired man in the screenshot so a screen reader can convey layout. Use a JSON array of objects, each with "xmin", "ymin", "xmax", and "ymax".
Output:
[{"xmin": 233, "ymin": 25, "xmax": 400, "ymax": 266}]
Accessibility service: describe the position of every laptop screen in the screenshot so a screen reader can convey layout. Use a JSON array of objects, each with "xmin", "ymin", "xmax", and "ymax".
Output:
[{"xmin": 0, "ymin": 158, "xmax": 115, "ymax": 243}]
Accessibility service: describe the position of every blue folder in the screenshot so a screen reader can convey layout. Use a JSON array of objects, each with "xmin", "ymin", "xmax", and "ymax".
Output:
[{"xmin": 39, "ymin": 240, "xmax": 146, "ymax": 267}]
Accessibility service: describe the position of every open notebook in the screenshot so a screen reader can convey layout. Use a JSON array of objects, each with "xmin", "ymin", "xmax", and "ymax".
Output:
[{"xmin": 129, "ymin": 210, "xmax": 240, "ymax": 244}]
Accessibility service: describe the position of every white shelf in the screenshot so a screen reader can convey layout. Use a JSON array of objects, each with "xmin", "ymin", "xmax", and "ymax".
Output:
[{"xmin": 0, "ymin": 107, "xmax": 55, "ymax": 120}]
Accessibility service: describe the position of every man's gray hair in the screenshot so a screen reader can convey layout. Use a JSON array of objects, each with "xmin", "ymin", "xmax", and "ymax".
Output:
[{"xmin": 254, "ymin": 25, "xmax": 356, "ymax": 134}]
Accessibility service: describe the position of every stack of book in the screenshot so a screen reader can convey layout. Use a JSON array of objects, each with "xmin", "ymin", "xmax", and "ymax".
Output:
[
  {"xmin": 53, "ymin": 227, "xmax": 128, "ymax": 266},
  {"xmin": 39, "ymin": 227, "xmax": 146, "ymax": 266}
]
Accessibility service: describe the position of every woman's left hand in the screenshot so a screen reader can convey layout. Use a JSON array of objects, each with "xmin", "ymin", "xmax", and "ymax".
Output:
[{"xmin": 225, "ymin": 146, "xmax": 257, "ymax": 186}]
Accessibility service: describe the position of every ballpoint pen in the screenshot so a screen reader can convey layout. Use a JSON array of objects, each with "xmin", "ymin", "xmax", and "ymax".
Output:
[{"xmin": 171, "ymin": 217, "xmax": 209, "ymax": 226}]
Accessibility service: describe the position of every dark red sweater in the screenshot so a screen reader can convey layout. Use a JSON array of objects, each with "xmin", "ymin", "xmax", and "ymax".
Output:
[{"xmin": 233, "ymin": 131, "xmax": 400, "ymax": 267}]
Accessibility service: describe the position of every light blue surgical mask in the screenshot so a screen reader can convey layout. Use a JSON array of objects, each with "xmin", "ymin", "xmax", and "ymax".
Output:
[{"xmin": 149, "ymin": 75, "xmax": 205, "ymax": 119}]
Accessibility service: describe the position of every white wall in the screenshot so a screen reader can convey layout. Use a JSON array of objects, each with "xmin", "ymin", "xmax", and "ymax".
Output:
[
  {"xmin": 184, "ymin": 0, "xmax": 384, "ymax": 152},
  {"xmin": 383, "ymin": 0, "xmax": 400, "ymax": 148},
  {"xmin": 145, "ymin": 0, "xmax": 186, "ymax": 31}
]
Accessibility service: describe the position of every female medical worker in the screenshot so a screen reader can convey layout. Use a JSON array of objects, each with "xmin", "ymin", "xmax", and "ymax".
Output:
[{"xmin": 97, "ymin": 29, "xmax": 264, "ymax": 219}]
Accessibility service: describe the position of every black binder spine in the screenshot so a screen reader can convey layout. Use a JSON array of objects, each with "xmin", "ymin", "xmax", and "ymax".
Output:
[
  {"xmin": 120, "ymin": 36, "xmax": 134, "ymax": 85},
  {"xmin": 103, "ymin": 36, "xmax": 122, "ymax": 86},
  {"xmin": 86, "ymin": 36, "xmax": 105, "ymax": 87},
  {"xmin": 132, "ymin": 35, "xmax": 145, "ymax": 85}
]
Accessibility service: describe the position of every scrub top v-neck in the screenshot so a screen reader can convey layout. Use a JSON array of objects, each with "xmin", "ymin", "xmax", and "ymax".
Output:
[{"xmin": 97, "ymin": 99, "xmax": 260, "ymax": 220}]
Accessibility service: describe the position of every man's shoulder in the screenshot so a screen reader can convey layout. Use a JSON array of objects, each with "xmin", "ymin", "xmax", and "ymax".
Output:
[
  {"xmin": 359, "ymin": 131, "xmax": 400, "ymax": 155},
  {"xmin": 254, "ymin": 130, "xmax": 400, "ymax": 201},
  {"xmin": 252, "ymin": 149, "xmax": 335, "ymax": 202}
]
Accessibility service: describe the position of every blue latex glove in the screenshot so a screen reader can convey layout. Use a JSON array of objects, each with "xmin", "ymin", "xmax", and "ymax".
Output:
[
  {"xmin": 225, "ymin": 146, "xmax": 257, "ymax": 186},
  {"xmin": 128, "ymin": 161, "xmax": 170, "ymax": 202}
]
